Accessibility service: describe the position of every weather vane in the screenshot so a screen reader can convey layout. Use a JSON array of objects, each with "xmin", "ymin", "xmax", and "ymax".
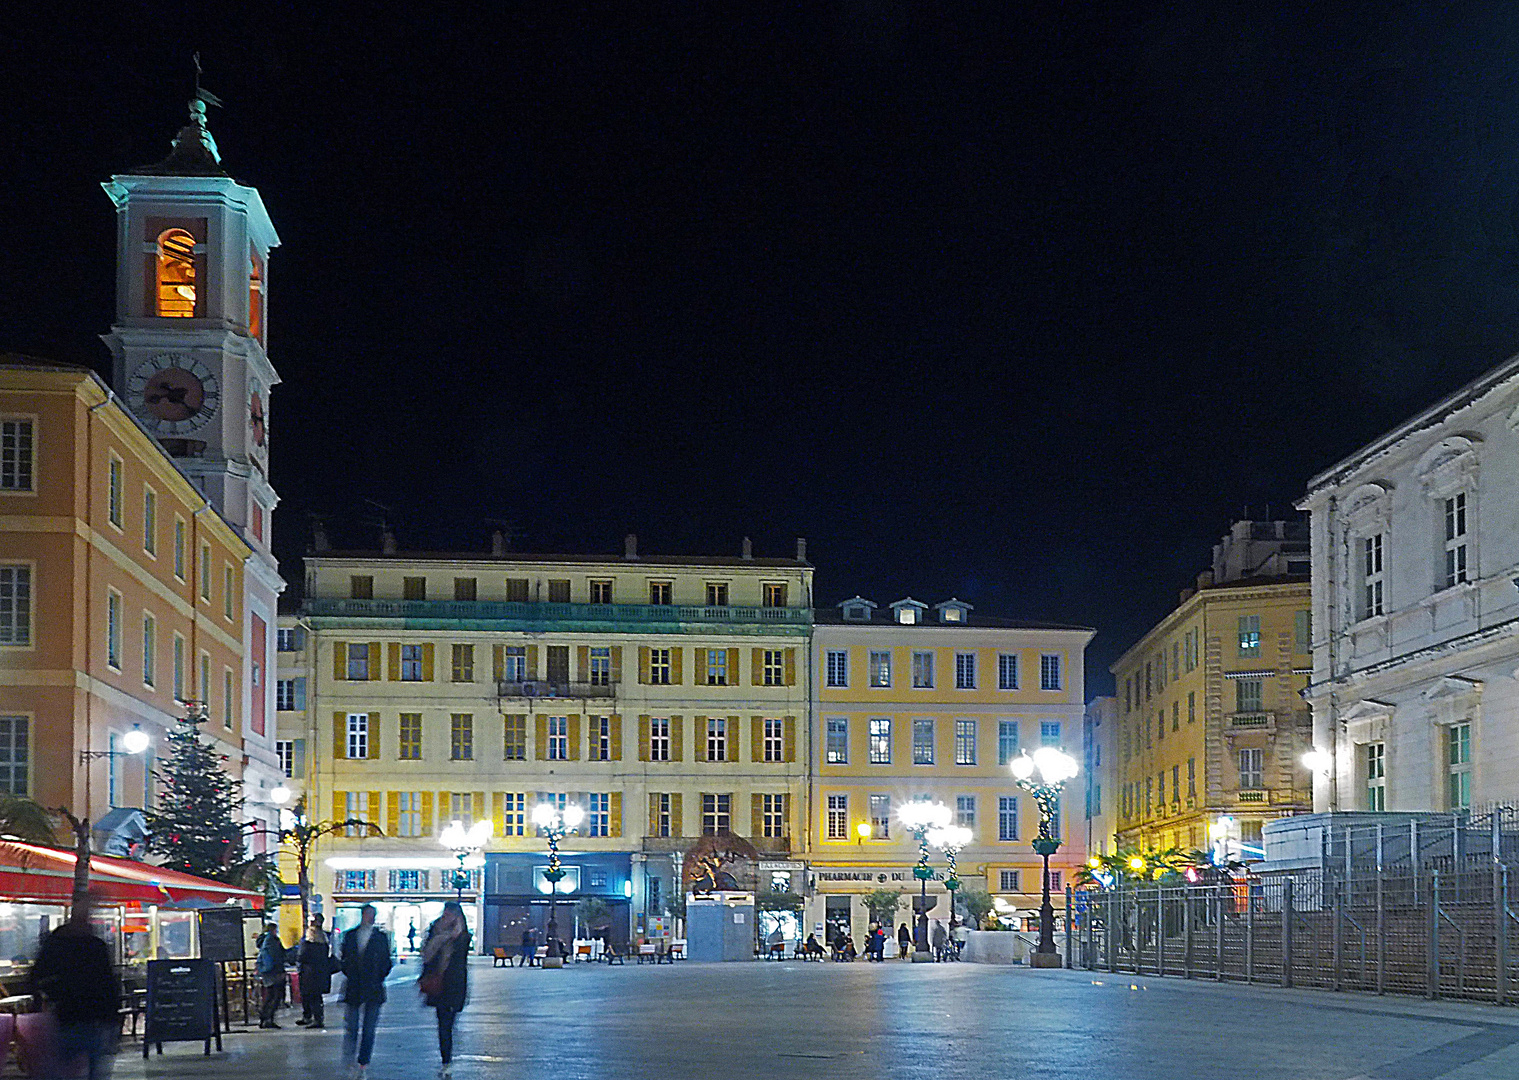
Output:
[{"xmin": 190, "ymin": 52, "xmax": 223, "ymax": 121}]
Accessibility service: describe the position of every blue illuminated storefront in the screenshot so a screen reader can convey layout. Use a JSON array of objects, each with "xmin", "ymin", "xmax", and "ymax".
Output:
[{"xmin": 483, "ymin": 852, "xmax": 633, "ymax": 953}]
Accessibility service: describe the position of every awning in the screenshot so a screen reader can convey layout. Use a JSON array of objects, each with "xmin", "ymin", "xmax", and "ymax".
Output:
[{"xmin": 0, "ymin": 842, "xmax": 263, "ymax": 908}]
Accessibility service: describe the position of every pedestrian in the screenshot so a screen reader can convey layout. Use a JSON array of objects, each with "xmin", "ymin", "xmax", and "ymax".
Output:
[
  {"xmin": 951, "ymin": 921, "xmax": 969, "ymax": 959},
  {"xmin": 256, "ymin": 923, "xmax": 287, "ymax": 1028},
  {"xmin": 296, "ymin": 914, "xmax": 333, "ymax": 1029},
  {"xmin": 418, "ymin": 901, "xmax": 471, "ymax": 1080},
  {"xmin": 29, "ymin": 890, "xmax": 119, "ymax": 1080},
  {"xmin": 517, "ymin": 926, "xmax": 535, "ymax": 967},
  {"xmin": 870, "ymin": 925, "xmax": 887, "ymax": 961},
  {"xmin": 339, "ymin": 903, "xmax": 393, "ymax": 1080},
  {"xmin": 407, "ymin": 921, "xmax": 417, "ymax": 954},
  {"xmin": 897, "ymin": 922, "xmax": 910, "ymax": 959},
  {"xmin": 931, "ymin": 920, "xmax": 948, "ymax": 962}
]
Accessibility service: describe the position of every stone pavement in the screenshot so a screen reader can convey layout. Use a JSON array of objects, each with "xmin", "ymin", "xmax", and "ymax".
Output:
[{"xmin": 110, "ymin": 957, "xmax": 1519, "ymax": 1080}]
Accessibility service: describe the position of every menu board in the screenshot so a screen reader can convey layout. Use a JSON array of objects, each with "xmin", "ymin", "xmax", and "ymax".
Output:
[
  {"xmin": 198, "ymin": 908, "xmax": 247, "ymax": 963},
  {"xmin": 145, "ymin": 958, "xmax": 219, "ymax": 1056}
]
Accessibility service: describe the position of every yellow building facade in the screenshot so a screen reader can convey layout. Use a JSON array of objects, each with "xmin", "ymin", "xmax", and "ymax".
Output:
[
  {"xmin": 810, "ymin": 597, "xmax": 1093, "ymax": 943},
  {"xmin": 1111, "ymin": 522, "xmax": 1313, "ymax": 858},
  {"xmin": 0, "ymin": 362, "xmax": 251, "ymax": 830}
]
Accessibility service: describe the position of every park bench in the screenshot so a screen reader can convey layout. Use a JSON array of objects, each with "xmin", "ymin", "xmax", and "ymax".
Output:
[
  {"xmin": 492, "ymin": 947, "xmax": 510, "ymax": 968},
  {"xmin": 637, "ymin": 944, "xmax": 659, "ymax": 965}
]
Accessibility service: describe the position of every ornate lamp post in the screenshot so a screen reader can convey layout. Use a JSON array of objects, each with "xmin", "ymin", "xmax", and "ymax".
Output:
[
  {"xmin": 928, "ymin": 824, "xmax": 972, "ymax": 938},
  {"xmin": 439, "ymin": 818, "xmax": 492, "ymax": 900},
  {"xmin": 1011, "ymin": 746, "xmax": 1078, "ymax": 968},
  {"xmin": 531, "ymin": 802, "xmax": 583, "ymax": 968},
  {"xmin": 897, "ymin": 800, "xmax": 952, "ymax": 961}
]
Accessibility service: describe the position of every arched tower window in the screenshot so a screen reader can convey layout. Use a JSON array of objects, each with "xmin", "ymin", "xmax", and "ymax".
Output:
[
  {"xmin": 156, "ymin": 229, "xmax": 197, "ymax": 317},
  {"xmin": 248, "ymin": 248, "xmax": 264, "ymax": 341}
]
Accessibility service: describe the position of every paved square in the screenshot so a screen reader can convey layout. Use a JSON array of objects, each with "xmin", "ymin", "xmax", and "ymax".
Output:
[{"xmin": 112, "ymin": 959, "xmax": 1519, "ymax": 1080}]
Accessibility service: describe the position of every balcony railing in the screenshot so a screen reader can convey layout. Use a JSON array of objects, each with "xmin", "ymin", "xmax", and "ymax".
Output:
[
  {"xmin": 497, "ymin": 680, "xmax": 616, "ymax": 700},
  {"xmin": 1228, "ymin": 711, "xmax": 1272, "ymax": 729},
  {"xmin": 304, "ymin": 597, "xmax": 811, "ymax": 625}
]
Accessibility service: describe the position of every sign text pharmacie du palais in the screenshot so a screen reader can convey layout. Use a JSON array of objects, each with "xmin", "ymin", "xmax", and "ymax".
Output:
[{"xmin": 815, "ymin": 868, "xmax": 948, "ymax": 885}]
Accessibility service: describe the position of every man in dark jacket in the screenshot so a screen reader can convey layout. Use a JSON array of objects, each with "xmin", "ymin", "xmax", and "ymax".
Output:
[
  {"xmin": 30, "ymin": 892, "xmax": 120, "ymax": 1080},
  {"xmin": 339, "ymin": 904, "xmax": 392, "ymax": 1078}
]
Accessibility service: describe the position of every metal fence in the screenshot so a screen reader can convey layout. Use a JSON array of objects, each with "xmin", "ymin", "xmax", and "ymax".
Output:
[{"xmin": 1074, "ymin": 860, "xmax": 1519, "ymax": 1004}]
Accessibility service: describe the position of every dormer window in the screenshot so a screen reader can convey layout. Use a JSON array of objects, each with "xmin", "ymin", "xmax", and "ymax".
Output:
[
  {"xmin": 936, "ymin": 599, "xmax": 973, "ymax": 624},
  {"xmin": 840, "ymin": 596, "xmax": 876, "ymax": 622},
  {"xmin": 898, "ymin": 608, "xmax": 918, "ymax": 624},
  {"xmin": 889, "ymin": 598, "xmax": 928, "ymax": 625},
  {"xmin": 156, "ymin": 228, "xmax": 198, "ymax": 317}
]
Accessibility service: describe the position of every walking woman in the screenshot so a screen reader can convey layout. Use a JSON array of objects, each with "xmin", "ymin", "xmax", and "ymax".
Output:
[
  {"xmin": 419, "ymin": 901, "xmax": 471, "ymax": 1080},
  {"xmin": 296, "ymin": 914, "xmax": 332, "ymax": 1028}
]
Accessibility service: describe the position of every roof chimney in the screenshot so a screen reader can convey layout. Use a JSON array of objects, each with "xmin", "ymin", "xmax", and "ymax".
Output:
[
  {"xmin": 795, "ymin": 537, "xmax": 807, "ymax": 563},
  {"xmin": 381, "ymin": 527, "xmax": 397, "ymax": 555},
  {"xmin": 1196, "ymin": 569, "xmax": 1214, "ymax": 590},
  {"xmin": 311, "ymin": 520, "xmax": 330, "ymax": 553},
  {"xmin": 741, "ymin": 537, "xmax": 753, "ymax": 561},
  {"xmin": 624, "ymin": 533, "xmax": 638, "ymax": 560},
  {"xmin": 491, "ymin": 529, "xmax": 507, "ymax": 556}
]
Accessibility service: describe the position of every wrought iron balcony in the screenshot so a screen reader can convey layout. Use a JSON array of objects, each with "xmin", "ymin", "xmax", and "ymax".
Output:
[
  {"xmin": 497, "ymin": 680, "xmax": 616, "ymax": 700},
  {"xmin": 1227, "ymin": 711, "xmax": 1272, "ymax": 729},
  {"xmin": 303, "ymin": 597, "xmax": 811, "ymax": 628}
]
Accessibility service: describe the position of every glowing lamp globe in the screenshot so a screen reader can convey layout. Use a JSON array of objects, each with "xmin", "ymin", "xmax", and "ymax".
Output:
[
  {"xmin": 562, "ymin": 804, "xmax": 585, "ymax": 829},
  {"xmin": 1031, "ymin": 746, "xmax": 1078, "ymax": 783},
  {"xmin": 1127, "ymin": 855, "xmax": 1147, "ymax": 872},
  {"xmin": 270, "ymin": 785, "xmax": 291, "ymax": 806},
  {"xmin": 856, "ymin": 822, "xmax": 872, "ymax": 841},
  {"xmin": 1009, "ymin": 753, "xmax": 1035, "ymax": 781},
  {"xmin": 531, "ymin": 803, "xmax": 559, "ymax": 828},
  {"xmin": 122, "ymin": 727, "xmax": 150, "ymax": 755},
  {"xmin": 1302, "ymin": 749, "xmax": 1332, "ymax": 775}
]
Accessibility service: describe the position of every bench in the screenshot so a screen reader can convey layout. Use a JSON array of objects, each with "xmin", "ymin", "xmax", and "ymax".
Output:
[
  {"xmin": 668, "ymin": 940, "xmax": 686, "ymax": 961},
  {"xmin": 530, "ymin": 946, "xmax": 548, "ymax": 967},
  {"xmin": 766, "ymin": 942, "xmax": 787, "ymax": 960},
  {"xmin": 492, "ymin": 947, "xmax": 510, "ymax": 968},
  {"xmin": 636, "ymin": 944, "xmax": 658, "ymax": 965},
  {"xmin": 574, "ymin": 943, "xmax": 594, "ymax": 963},
  {"xmin": 601, "ymin": 945, "xmax": 626, "ymax": 965}
]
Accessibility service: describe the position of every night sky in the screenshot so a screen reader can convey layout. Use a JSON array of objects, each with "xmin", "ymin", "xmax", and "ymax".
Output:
[{"xmin": 8, "ymin": 6, "xmax": 1519, "ymax": 694}]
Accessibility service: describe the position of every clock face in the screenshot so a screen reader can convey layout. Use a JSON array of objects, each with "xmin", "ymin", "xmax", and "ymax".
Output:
[
  {"xmin": 249, "ymin": 389, "xmax": 266, "ymax": 448},
  {"xmin": 126, "ymin": 353, "xmax": 220, "ymax": 436}
]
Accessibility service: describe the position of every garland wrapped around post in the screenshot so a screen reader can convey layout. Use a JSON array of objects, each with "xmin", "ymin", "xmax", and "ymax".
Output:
[{"xmin": 147, "ymin": 700, "xmax": 245, "ymax": 882}]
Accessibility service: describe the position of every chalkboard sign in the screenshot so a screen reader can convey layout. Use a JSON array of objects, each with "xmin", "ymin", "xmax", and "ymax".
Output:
[
  {"xmin": 198, "ymin": 908, "xmax": 247, "ymax": 963},
  {"xmin": 144, "ymin": 958, "xmax": 221, "ymax": 1056}
]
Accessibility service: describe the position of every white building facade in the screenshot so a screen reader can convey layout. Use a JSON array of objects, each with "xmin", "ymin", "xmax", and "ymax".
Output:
[{"xmin": 1299, "ymin": 355, "xmax": 1519, "ymax": 814}]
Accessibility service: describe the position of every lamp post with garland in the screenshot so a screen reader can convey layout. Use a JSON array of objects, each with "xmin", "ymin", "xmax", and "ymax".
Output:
[
  {"xmin": 1010, "ymin": 746, "xmax": 1078, "ymax": 968},
  {"xmin": 531, "ymin": 802, "xmax": 583, "ymax": 969},
  {"xmin": 928, "ymin": 824, "xmax": 972, "ymax": 946},
  {"xmin": 896, "ymin": 800, "xmax": 952, "ymax": 962}
]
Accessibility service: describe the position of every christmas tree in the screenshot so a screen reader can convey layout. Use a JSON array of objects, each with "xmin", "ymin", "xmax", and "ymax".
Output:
[{"xmin": 148, "ymin": 701, "xmax": 245, "ymax": 881}]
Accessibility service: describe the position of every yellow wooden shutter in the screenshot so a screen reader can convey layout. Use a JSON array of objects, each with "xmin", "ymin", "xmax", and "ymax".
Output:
[
  {"xmin": 670, "ymin": 793, "xmax": 683, "ymax": 837},
  {"xmin": 782, "ymin": 794, "xmax": 791, "ymax": 836},
  {"xmin": 526, "ymin": 645, "xmax": 538, "ymax": 680},
  {"xmin": 784, "ymin": 648, "xmax": 796, "ymax": 686},
  {"xmin": 648, "ymin": 793, "xmax": 659, "ymax": 836},
  {"xmin": 567, "ymin": 715, "xmax": 581, "ymax": 760},
  {"xmin": 332, "ymin": 790, "xmax": 348, "ymax": 820},
  {"xmin": 473, "ymin": 791, "xmax": 485, "ymax": 822},
  {"xmin": 694, "ymin": 716, "xmax": 707, "ymax": 762},
  {"xmin": 535, "ymin": 716, "xmax": 548, "ymax": 760},
  {"xmin": 493, "ymin": 644, "xmax": 504, "ymax": 681},
  {"xmin": 784, "ymin": 716, "xmax": 797, "ymax": 763},
  {"xmin": 751, "ymin": 793, "xmax": 763, "ymax": 837},
  {"xmin": 638, "ymin": 646, "xmax": 650, "ymax": 684},
  {"xmin": 333, "ymin": 641, "xmax": 347, "ymax": 681},
  {"xmin": 610, "ymin": 792, "xmax": 622, "ymax": 837},
  {"xmin": 750, "ymin": 716, "xmax": 763, "ymax": 763},
  {"xmin": 610, "ymin": 714, "xmax": 623, "ymax": 761},
  {"xmin": 386, "ymin": 791, "xmax": 400, "ymax": 836},
  {"xmin": 728, "ymin": 716, "xmax": 740, "ymax": 762},
  {"xmin": 333, "ymin": 711, "xmax": 346, "ymax": 760},
  {"xmin": 670, "ymin": 715, "xmax": 683, "ymax": 761},
  {"xmin": 367, "ymin": 791, "xmax": 380, "ymax": 826},
  {"xmin": 610, "ymin": 646, "xmax": 623, "ymax": 684},
  {"xmin": 638, "ymin": 715, "xmax": 650, "ymax": 761},
  {"xmin": 420, "ymin": 791, "xmax": 434, "ymax": 835},
  {"xmin": 577, "ymin": 646, "xmax": 589, "ymax": 681},
  {"xmin": 751, "ymin": 648, "xmax": 763, "ymax": 686},
  {"xmin": 493, "ymin": 792, "xmax": 506, "ymax": 837},
  {"xmin": 367, "ymin": 713, "xmax": 380, "ymax": 759},
  {"xmin": 727, "ymin": 648, "xmax": 740, "ymax": 685},
  {"xmin": 387, "ymin": 643, "xmax": 401, "ymax": 681},
  {"xmin": 422, "ymin": 643, "xmax": 435, "ymax": 682},
  {"xmin": 671, "ymin": 647, "xmax": 683, "ymax": 685},
  {"xmin": 367, "ymin": 642, "xmax": 380, "ymax": 681}
]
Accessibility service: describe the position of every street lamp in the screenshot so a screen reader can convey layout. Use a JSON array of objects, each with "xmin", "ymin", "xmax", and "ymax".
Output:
[
  {"xmin": 928, "ymin": 824, "xmax": 972, "ymax": 937},
  {"xmin": 531, "ymin": 802, "xmax": 583, "ymax": 966},
  {"xmin": 79, "ymin": 723, "xmax": 150, "ymax": 763},
  {"xmin": 897, "ymin": 800, "xmax": 951, "ymax": 960},
  {"xmin": 270, "ymin": 784, "xmax": 291, "ymax": 806},
  {"xmin": 1010, "ymin": 746, "xmax": 1078, "ymax": 967},
  {"xmin": 1207, "ymin": 816, "xmax": 1235, "ymax": 867},
  {"xmin": 439, "ymin": 818, "xmax": 492, "ymax": 900},
  {"xmin": 855, "ymin": 821, "xmax": 872, "ymax": 845}
]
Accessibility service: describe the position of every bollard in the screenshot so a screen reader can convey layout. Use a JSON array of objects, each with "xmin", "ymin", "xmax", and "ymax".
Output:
[
  {"xmin": 1215, "ymin": 887, "xmax": 1224, "ymax": 982},
  {"xmin": 1183, "ymin": 884, "xmax": 1193, "ymax": 978},
  {"xmin": 1282, "ymin": 879, "xmax": 1294, "ymax": 989},
  {"xmin": 1065, "ymin": 886, "xmax": 1073, "ymax": 970},
  {"xmin": 1428, "ymin": 872, "xmax": 1440, "ymax": 1000}
]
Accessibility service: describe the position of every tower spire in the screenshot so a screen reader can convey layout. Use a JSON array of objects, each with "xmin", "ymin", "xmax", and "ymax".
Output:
[{"xmin": 136, "ymin": 53, "xmax": 227, "ymax": 177}]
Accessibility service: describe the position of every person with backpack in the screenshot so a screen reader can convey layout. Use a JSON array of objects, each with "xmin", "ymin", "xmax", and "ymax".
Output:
[
  {"xmin": 296, "ymin": 914, "xmax": 333, "ymax": 1029},
  {"xmin": 256, "ymin": 923, "xmax": 288, "ymax": 1028},
  {"xmin": 418, "ymin": 901, "xmax": 471, "ymax": 1080}
]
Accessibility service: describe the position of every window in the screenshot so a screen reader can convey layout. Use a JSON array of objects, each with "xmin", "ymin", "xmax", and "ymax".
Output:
[
  {"xmin": 648, "ymin": 648, "xmax": 672, "ymax": 685},
  {"xmin": 1187, "ymin": 757, "xmax": 1196, "ymax": 798},
  {"xmin": 107, "ymin": 455, "xmax": 122, "ymax": 528},
  {"xmin": 826, "ymin": 794, "xmax": 848, "ymax": 840},
  {"xmin": 1172, "ymin": 702, "xmax": 1179, "ymax": 731},
  {"xmin": 592, "ymin": 716, "xmax": 612, "ymax": 761},
  {"xmin": 649, "ymin": 717, "xmax": 670, "ymax": 762},
  {"xmin": 998, "ymin": 720, "xmax": 1019, "ymax": 765},
  {"xmin": 825, "ymin": 718, "xmax": 848, "ymax": 764},
  {"xmin": 503, "ymin": 714, "xmax": 526, "ymax": 760},
  {"xmin": 276, "ymin": 627, "xmax": 296, "ymax": 652},
  {"xmin": 500, "ymin": 793, "xmax": 525, "ymax": 836},
  {"xmin": 1294, "ymin": 610, "xmax": 1311, "ymax": 654},
  {"xmin": 350, "ymin": 575, "xmax": 373, "ymax": 600},
  {"xmin": 998, "ymin": 653, "xmax": 1018, "ymax": 690},
  {"xmin": 588, "ymin": 793, "xmax": 610, "ymax": 837},
  {"xmin": 1447, "ymin": 723, "xmax": 1471, "ymax": 810},
  {"xmin": 1172, "ymin": 641, "xmax": 1180, "ymax": 680},
  {"xmin": 955, "ymin": 720, "xmax": 977, "ymax": 765},
  {"xmin": 588, "ymin": 648, "xmax": 612, "ymax": 686},
  {"xmin": 337, "ymin": 870, "xmax": 375, "ymax": 892},
  {"xmin": 706, "ymin": 717, "xmax": 727, "ymax": 762},
  {"xmin": 649, "ymin": 581, "xmax": 672, "ymax": 605},
  {"xmin": 1171, "ymin": 764, "xmax": 1180, "ymax": 805},
  {"xmin": 589, "ymin": 579, "xmax": 613, "ymax": 604},
  {"xmin": 825, "ymin": 650, "xmax": 849, "ymax": 688},
  {"xmin": 450, "ymin": 714, "xmax": 473, "ymax": 760},
  {"xmin": 702, "ymin": 793, "xmax": 732, "ymax": 835},
  {"xmin": 1237, "ymin": 615, "xmax": 1261, "ymax": 658},
  {"xmin": 105, "ymin": 589, "xmax": 121, "ymax": 669},
  {"xmin": 223, "ymin": 565, "xmax": 235, "ymax": 619},
  {"xmin": 761, "ymin": 793, "xmax": 786, "ymax": 838},
  {"xmin": 1184, "ymin": 629, "xmax": 1198, "ymax": 672},
  {"xmin": 1045, "ymin": 870, "xmax": 1064, "ymax": 893},
  {"xmin": 0, "ymin": 420, "xmax": 33, "ymax": 491},
  {"xmin": 997, "ymin": 796, "xmax": 1019, "ymax": 841},
  {"xmin": 999, "ymin": 869, "xmax": 1021, "ymax": 892},
  {"xmin": 503, "ymin": 646, "xmax": 526, "ymax": 682},
  {"xmin": 1238, "ymin": 748, "xmax": 1264, "ymax": 790},
  {"xmin": 1040, "ymin": 721, "xmax": 1061, "ymax": 747},
  {"xmin": 346, "ymin": 643, "xmax": 371, "ymax": 680},
  {"xmin": 911, "ymin": 651, "xmax": 934, "ymax": 689},
  {"xmin": 335, "ymin": 714, "xmax": 368, "ymax": 761},
  {"xmin": 505, "ymin": 578, "xmax": 529, "ymax": 602},
  {"xmin": 1040, "ymin": 654, "xmax": 1062, "ymax": 690},
  {"xmin": 912, "ymin": 719, "xmax": 935, "ymax": 764},
  {"xmin": 173, "ymin": 519, "xmax": 185, "ymax": 579},
  {"xmin": 760, "ymin": 649, "xmax": 785, "ymax": 686},
  {"xmin": 651, "ymin": 793, "xmax": 671, "ymax": 838},
  {"xmin": 453, "ymin": 577, "xmax": 477, "ymax": 601},
  {"xmin": 1445, "ymin": 494, "xmax": 1469, "ymax": 588},
  {"xmin": 547, "ymin": 716, "xmax": 568, "ymax": 760},
  {"xmin": 868, "ymin": 794, "xmax": 891, "ymax": 838},
  {"xmin": 390, "ymin": 870, "xmax": 423, "ymax": 892},
  {"xmin": 140, "ymin": 614, "xmax": 156, "ymax": 686},
  {"xmin": 276, "ymin": 677, "xmax": 306, "ymax": 711},
  {"xmin": 395, "ymin": 713, "xmax": 422, "ymax": 760},
  {"xmin": 400, "ymin": 644, "xmax": 423, "ymax": 681},
  {"xmin": 403, "ymin": 576, "xmax": 427, "ymax": 600},
  {"xmin": 142, "ymin": 488, "xmax": 157, "ymax": 555},
  {"xmin": 275, "ymin": 740, "xmax": 294, "ymax": 778},
  {"xmin": 449, "ymin": 791, "xmax": 474, "ymax": 826},
  {"xmin": 762, "ymin": 583, "xmax": 787, "ymax": 607},
  {"xmin": 548, "ymin": 645, "xmax": 572, "ymax": 685},
  {"xmin": 869, "ymin": 719, "xmax": 892, "ymax": 764},
  {"xmin": 704, "ymin": 649, "xmax": 729, "ymax": 686},
  {"xmin": 896, "ymin": 606, "xmax": 919, "ymax": 624},
  {"xmin": 955, "ymin": 653, "xmax": 977, "ymax": 690},
  {"xmin": 1366, "ymin": 743, "xmax": 1386, "ymax": 811},
  {"xmin": 223, "ymin": 668, "xmax": 234, "ymax": 729},
  {"xmin": 869, "ymin": 650, "xmax": 892, "ymax": 688},
  {"xmin": 1155, "ymin": 709, "xmax": 1163, "ymax": 742},
  {"xmin": 155, "ymin": 228, "xmax": 197, "ymax": 315},
  {"xmin": 956, "ymin": 795, "xmax": 976, "ymax": 830},
  {"xmin": 705, "ymin": 582, "xmax": 729, "ymax": 607},
  {"xmin": 1235, "ymin": 679, "xmax": 1263, "ymax": 713},
  {"xmin": 763, "ymin": 718, "xmax": 783, "ymax": 762},
  {"xmin": 1188, "ymin": 691, "xmax": 1196, "ymax": 724},
  {"xmin": 451, "ymin": 644, "xmax": 474, "ymax": 682}
]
